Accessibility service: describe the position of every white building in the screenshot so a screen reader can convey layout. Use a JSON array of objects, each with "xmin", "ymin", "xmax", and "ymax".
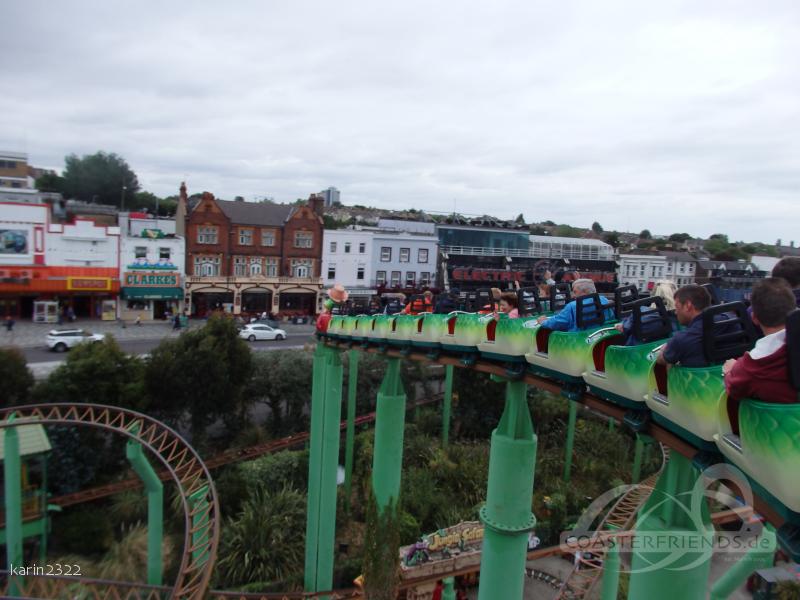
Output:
[
  {"xmin": 118, "ymin": 213, "xmax": 186, "ymax": 321},
  {"xmin": 322, "ymin": 220, "xmax": 439, "ymax": 296},
  {"xmin": 320, "ymin": 187, "xmax": 340, "ymax": 208},
  {"xmin": 618, "ymin": 251, "xmax": 697, "ymax": 291}
]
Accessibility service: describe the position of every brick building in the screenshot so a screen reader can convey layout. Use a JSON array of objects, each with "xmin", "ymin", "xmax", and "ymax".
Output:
[{"xmin": 182, "ymin": 186, "xmax": 324, "ymax": 317}]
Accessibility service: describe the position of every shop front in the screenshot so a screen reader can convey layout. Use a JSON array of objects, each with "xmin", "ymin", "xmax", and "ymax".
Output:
[{"xmin": 120, "ymin": 271, "xmax": 183, "ymax": 321}]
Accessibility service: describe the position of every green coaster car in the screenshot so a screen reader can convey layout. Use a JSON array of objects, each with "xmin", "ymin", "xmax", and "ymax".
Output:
[
  {"xmin": 349, "ymin": 314, "xmax": 375, "ymax": 343},
  {"xmin": 584, "ymin": 296, "xmax": 675, "ymax": 410},
  {"xmin": 477, "ymin": 315, "xmax": 540, "ymax": 363},
  {"xmin": 526, "ymin": 293, "xmax": 618, "ymax": 385},
  {"xmin": 644, "ymin": 302, "xmax": 756, "ymax": 450},
  {"xmin": 714, "ymin": 310, "xmax": 800, "ymax": 533},
  {"xmin": 326, "ymin": 314, "xmax": 346, "ymax": 340},
  {"xmin": 408, "ymin": 313, "xmax": 449, "ymax": 352},
  {"xmin": 440, "ymin": 312, "xmax": 496, "ymax": 360},
  {"xmin": 369, "ymin": 314, "xmax": 395, "ymax": 344},
  {"xmin": 385, "ymin": 314, "xmax": 417, "ymax": 348}
]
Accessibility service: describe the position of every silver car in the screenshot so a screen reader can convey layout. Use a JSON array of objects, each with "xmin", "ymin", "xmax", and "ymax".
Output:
[{"xmin": 238, "ymin": 324, "xmax": 287, "ymax": 342}]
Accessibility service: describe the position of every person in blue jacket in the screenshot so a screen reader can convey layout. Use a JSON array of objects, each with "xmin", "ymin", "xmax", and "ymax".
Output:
[{"xmin": 535, "ymin": 279, "xmax": 613, "ymax": 332}]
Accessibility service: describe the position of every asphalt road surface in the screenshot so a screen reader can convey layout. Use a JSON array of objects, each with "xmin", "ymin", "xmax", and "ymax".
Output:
[{"xmin": 23, "ymin": 332, "xmax": 315, "ymax": 365}]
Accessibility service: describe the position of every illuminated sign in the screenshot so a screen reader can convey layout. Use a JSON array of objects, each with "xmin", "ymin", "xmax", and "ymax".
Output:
[
  {"xmin": 452, "ymin": 268, "xmax": 523, "ymax": 282},
  {"xmin": 124, "ymin": 272, "xmax": 180, "ymax": 287},
  {"xmin": 67, "ymin": 277, "xmax": 112, "ymax": 291}
]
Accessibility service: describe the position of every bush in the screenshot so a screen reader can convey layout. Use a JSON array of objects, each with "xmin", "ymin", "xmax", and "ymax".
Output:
[
  {"xmin": 0, "ymin": 347, "xmax": 34, "ymax": 406},
  {"xmin": 52, "ymin": 507, "xmax": 114, "ymax": 555}
]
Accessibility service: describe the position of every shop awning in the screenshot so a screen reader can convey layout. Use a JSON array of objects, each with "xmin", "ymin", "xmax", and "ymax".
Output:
[{"xmin": 122, "ymin": 287, "xmax": 183, "ymax": 300}]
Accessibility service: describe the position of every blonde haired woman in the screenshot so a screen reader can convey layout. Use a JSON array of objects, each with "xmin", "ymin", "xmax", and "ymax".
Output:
[{"xmin": 651, "ymin": 280, "xmax": 677, "ymax": 311}]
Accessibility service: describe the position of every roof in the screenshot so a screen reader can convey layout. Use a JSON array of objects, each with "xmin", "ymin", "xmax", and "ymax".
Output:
[
  {"xmin": 0, "ymin": 423, "xmax": 51, "ymax": 460},
  {"xmin": 215, "ymin": 200, "xmax": 293, "ymax": 226},
  {"xmin": 658, "ymin": 251, "xmax": 696, "ymax": 262},
  {"xmin": 530, "ymin": 235, "xmax": 612, "ymax": 247}
]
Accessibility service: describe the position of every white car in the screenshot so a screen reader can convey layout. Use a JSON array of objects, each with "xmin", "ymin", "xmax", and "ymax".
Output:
[
  {"xmin": 46, "ymin": 329, "xmax": 105, "ymax": 352},
  {"xmin": 239, "ymin": 324, "xmax": 287, "ymax": 342}
]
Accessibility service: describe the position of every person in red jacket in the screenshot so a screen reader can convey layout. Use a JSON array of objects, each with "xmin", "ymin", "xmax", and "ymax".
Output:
[{"xmin": 723, "ymin": 277, "xmax": 798, "ymax": 435}]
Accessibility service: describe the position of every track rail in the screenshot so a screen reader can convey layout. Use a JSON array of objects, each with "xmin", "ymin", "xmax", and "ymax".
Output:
[{"xmin": 0, "ymin": 403, "xmax": 219, "ymax": 599}]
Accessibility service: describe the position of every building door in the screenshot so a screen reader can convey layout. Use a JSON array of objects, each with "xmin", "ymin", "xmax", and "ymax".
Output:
[{"xmin": 0, "ymin": 297, "xmax": 20, "ymax": 318}]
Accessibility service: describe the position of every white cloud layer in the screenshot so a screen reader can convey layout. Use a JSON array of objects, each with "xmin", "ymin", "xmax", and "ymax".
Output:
[{"xmin": 3, "ymin": 0, "xmax": 799, "ymax": 243}]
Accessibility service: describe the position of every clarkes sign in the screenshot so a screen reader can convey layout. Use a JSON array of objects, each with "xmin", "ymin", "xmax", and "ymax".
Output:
[{"xmin": 124, "ymin": 272, "xmax": 180, "ymax": 287}]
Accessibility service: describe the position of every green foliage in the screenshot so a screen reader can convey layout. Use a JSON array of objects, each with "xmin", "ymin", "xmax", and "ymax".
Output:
[
  {"xmin": 61, "ymin": 151, "xmax": 140, "ymax": 205},
  {"xmin": 132, "ymin": 191, "xmax": 177, "ymax": 217},
  {"xmin": 530, "ymin": 225, "xmax": 548, "ymax": 235},
  {"xmin": 604, "ymin": 232, "xmax": 621, "ymax": 248},
  {"xmin": 143, "ymin": 316, "xmax": 253, "ymax": 441},
  {"xmin": 52, "ymin": 507, "xmax": 114, "ymax": 555},
  {"xmin": 34, "ymin": 336, "xmax": 145, "ymax": 409},
  {"xmin": 668, "ymin": 232, "xmax": 692, "ymax": 243},
  {"xmin": 96, "ymin": 525, "xmax": 176, "ymax": 583},
  {"xmin": 591, "ymin": 221, "xmax": 603, "ymax": 233},
  {"xmin": 515, "ymin": 213, "xmax": 526, "ymax": 225},
  {"xmin": 35, "ymin": 172, "xmax": 65, "ymax": 193},
  {"xmin": 215, "ymin": 485, "xmax": 306, "ymax": 589},
  {"xmin": 362, "ymin": 493, "xmax": 400, "ymax": 600},
  {"xmin": 553, "ymin": 224, "xmax": 585, "ymax": 238},
  {"xmin": 777, "ymin": 580, "xmax": 800, "ymax": 600},
  {"xmin": 0, "ymin": 347, "xmax": 34, "ymax": 406},
  {"xmin": 247, "ymin": 350, "xmax": 313, "ymax": 436},
  {"xmin": 639, "ymin": 229, "xmax": 652, "ymax": 239},
  {"xmin": 323, "ymin": 214, "xmax": 349, "ymax": 229},
  {"xmin": 451, "ymin": 369, "xmax": 506, "ymax": 438}
]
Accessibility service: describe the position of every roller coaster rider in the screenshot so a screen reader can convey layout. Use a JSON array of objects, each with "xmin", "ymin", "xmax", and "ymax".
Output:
[{"xmin": 535, "ymin": 278, "xmax": 612, "ymax": 332}]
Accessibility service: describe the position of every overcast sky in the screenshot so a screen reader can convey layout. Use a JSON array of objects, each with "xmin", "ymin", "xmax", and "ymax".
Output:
[{"xmin": 3, "ymin": 1, "xmax": 799, "ymax": 243}]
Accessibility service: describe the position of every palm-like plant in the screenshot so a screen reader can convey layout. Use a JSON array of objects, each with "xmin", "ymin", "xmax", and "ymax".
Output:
[{"xmin": 214, "ymin": 485, "xmax": 306, "ymax": 589}]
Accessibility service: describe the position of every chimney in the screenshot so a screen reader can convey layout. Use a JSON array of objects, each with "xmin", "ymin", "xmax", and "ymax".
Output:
[
  {"xmin": 309, "ymin": 193, "xmax": 324, "ymax": 215},
  {"xmin": 175, "ymin": 181, "xmax": 187, "ymax": 237}
]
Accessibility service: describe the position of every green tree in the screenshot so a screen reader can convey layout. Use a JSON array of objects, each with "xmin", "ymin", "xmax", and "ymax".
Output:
[
  {"xmin": 35, "ymin": 172, "xmax": 65, "ymax": 193},
  {"xmin": 639, "ymin": 229, "xmax": 652, "ymax": 239},
  {"xmin": 604, "ymin": 232, "xmax": 621, "ymax": 248},
  {"xmin": 591, "ymin": 221, "xmax": 603, "ymax": 234},
  {"xmin": 0, "ymin": 347, "xmax": 34, "ymax": 406},
  {"xmin": 61, "ymin": 151, "xmax": 140, "ymax": 206},
  {"xmin": 143, "ymin": 317, "xmax": 253, "ymax": 442},
  {"xmin": 668, "ymin": 232, "xmax": 692, "ymax": 243},
  {"xmin": 554, "ymin": 224, "xmax": 585, "ymax": 238},
  {"xmin": 515, "ymin": 213, "xmax": 525, "ymax": 225},
  {"xmin": 132, "ymin": 191, "xmax": 177, "ymax": 217},
  {"xmin": 362, "ymin": 492, "xmax": 401, "ymax": 600},
  {"xmin": 215, "ymin": 485, "xmax": 306, "ymax": 588}
]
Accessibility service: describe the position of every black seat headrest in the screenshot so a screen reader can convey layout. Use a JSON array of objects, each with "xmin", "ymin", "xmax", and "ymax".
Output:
[
  {"xmin": 576, "ymin": 293, "xmax": 612, "ymax": 329},
  {"xmin": 614, "ymin": 284, "xmax": 639, "ymax": 319},
  {"xmin": 517, "ymin": 287, "xmax": 542, "ymax": 316},
  {"xmin": 550, "ymin": 282, "xmax": 572, "ymax": 312},
  {"xmin": 621, "ymin": 296, "xmax": 674, "ymax": 343},
  {"xmin": 701, "ymin": 283, "xmax": 720, "ymax": 305},
  {"xmin": 701, "ymin": 301, "xmax": 757, "ymax": 363}
]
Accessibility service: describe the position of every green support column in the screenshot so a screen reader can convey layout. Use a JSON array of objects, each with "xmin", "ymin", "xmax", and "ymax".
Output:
[
  {"xmin": 600, "ymin": 539, "xmax": 620, "ymax": 600},
  {"xmin": 372, "ymin": 357, "xmax": 406, "ymax": 511},
  {"xmin": 627, "ymin": 453, "xmax": 713, "ymax": 600},
  {"xmin": 189, "ymin": 484, "xmax": 210, "ymax": 568},
  {"xmin": 126, "ymin": 431, "xmax": 163, "ymax": 585},
  {"xmin": 631, "ymin": 434, "xmax": 645, "ymax": 483},
  {"xmin": 442, "ymin": 364, "xmax": 454, "ymax": 448},
  {"xmin": 344, "ymin": 349, "xmax": 359, "ymax": 509},
  {"xmin": 442, "ymin": 576, "xmax": 456, "ymax": 600},
  {"xmin": 304, "ymin": 343, "xmax": 344, "ymax": 594},
  {"xmin": 478, "ymin": 380, "xmax": 537, "ymax": 600},
  {"xmin": 563, "ymin": 399, "xmax": 577, "ymax": 482},
  {"xmin": 3, "ymin": 415, "xmax": 22, "ymax": 598},
  {"xmin": 608, "ymin": 417, "xmax": 615, "ymax": 431}
]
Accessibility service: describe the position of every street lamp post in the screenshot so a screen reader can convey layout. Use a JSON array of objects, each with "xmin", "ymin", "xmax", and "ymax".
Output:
[{"xmin": 121, "ymin": 184, "xmax": 127, "ymax": 211}]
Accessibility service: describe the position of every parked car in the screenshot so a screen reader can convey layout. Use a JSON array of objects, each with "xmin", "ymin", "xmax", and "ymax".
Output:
[
  {"xmin": 46, "ymin": 329, "xmax": 105, "ymax": 352},
  {"xmin": 239, "ymin": 324, "xmax": 287, "ymax": 342},
  {"xmin": 248, "ymin": 317, "xmax": 280, "ymax": 329}
]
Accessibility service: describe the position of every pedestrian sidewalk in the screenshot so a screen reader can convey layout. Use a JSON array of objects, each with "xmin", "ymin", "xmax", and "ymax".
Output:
[{"xmin": 1, "ymin": 318, "xmax": 316, "ymax": 349}]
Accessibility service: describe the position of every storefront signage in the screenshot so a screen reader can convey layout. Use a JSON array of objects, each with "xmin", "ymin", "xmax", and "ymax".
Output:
[
  {"xmin": 126, "ymin": 258, "xmax": 178, "ymax": 270},
  {"xmin": 67, "ymin": 277, "xmax": 112, "ymax": 291},
  {"xmin": 399, "ymin": 521, "xmax": 485, "ymax": 569},
  {"xmin": 124, "ymin": 272, "xmax": 180, "ymax": 287},
  {"xmin": 452, "ymin": 268, "xmax": 523, "ymax": 282},
  {"xmin": 141, "ymin": 228, "xmax": 166, "ymax": 239}
]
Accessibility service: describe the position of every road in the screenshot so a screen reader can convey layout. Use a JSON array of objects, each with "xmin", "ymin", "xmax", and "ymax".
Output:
[{"xmin": 23, "ymin": 332, "xmax": 316, "ymax": 378}]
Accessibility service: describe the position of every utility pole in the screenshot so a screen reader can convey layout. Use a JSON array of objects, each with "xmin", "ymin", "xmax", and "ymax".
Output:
[{"xmin": 121, "ymin": 184, "xmax": 127, "ymax": 211}]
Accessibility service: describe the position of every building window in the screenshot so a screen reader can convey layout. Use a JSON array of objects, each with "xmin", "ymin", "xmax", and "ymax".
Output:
[
  {"xmin": 194, "ymin": 256, "xmax": 220, "ymax": 277},
  {"xmin": 381, "ymin": 247, "xmax": 392, "ymax": 262},
  {"xmin": 639, "ymin": 265, "xmax": 645, "ymax": 276},
  {"xmin": 330, "ymin": 241, "xmax": 337, "ymax": 253},
  {"xmin": 420, "ymin": 272, "xmax": 430, "ymax": 285},
  {"xmin": 399, "ymin": 248, "xmax": 410, "ymax": 263},
  {"xmin": 357, "ymin": 266, "xmax": 365, "ymax": 280},
  {"xmin": 376, "ymin": 271, "xmax": 387, "ymax": 285},
  {"xmin": 405, "ymin": 271, "xmax": 416, "ymax": 286},
  {"xmin": 294, "ymin": 231, "xmax": 313, "ymax": 248},
  {"xmin": 328, "ymin": 265, "xmax": 336, "ymax": 279},
  {"xmin": 264, "ymin": 257, "xmax": 278, "ymax": 277},
  {"xmin": 390, "ymin": 271, "xmax": 401, "ymax": 286},
  {"xmin": 250, "ymin": 257, "xmax": 263, "ymax": 276},
  {"xmin": 159, "ymin": 247, "xmax": 171, "ymax": 260},
  {"xmin": 239, "ymin": 228, "xmax": 253, "ymax": 245},
  {"xmin": 234, "ymin": 256, "xmax": 248, "ymax": 276},
  {"xmin": 359, "ymin": 242, "xmax": 366, "ymax": 254},
  {"xmin": 418, "ymin": 248, "xmax": 428, "ymax": 263},
  {"xmin": 344, "ymin": 242, "xmax": 351, "ymax": 253},
  {"xmin": 261, "ymin": 230, "xmax": 275, "ymax": 247},
  {"xmin": 197, "ymin": 226, "xmax": 218, "ymax": 244},
  {"xmin": 291, "ymin": 259, "xmax": 313, "ymax": 277},
  {"xmin": 135, "ymin": 246, "xmax": 147, "ymax": 259}
]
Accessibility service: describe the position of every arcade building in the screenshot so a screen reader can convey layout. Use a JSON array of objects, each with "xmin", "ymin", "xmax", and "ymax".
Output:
[{"xmin": 437, "ymin": 221, "xmax": 617, "ymax": 293}]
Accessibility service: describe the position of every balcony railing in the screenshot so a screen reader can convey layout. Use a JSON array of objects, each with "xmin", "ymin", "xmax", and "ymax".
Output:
[
  {"xmin": 187, "ymin": 275, "xmax": 321, "ymax": 284},
  {"xmin": 440, "ymin": 245, "xmax": 613, "ymax": 261}
]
